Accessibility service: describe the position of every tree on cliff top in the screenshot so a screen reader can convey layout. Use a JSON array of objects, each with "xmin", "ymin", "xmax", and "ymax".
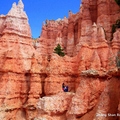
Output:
[{"xmin": 54, "ymin": 44, "xmax": 65, "ymax": 57}]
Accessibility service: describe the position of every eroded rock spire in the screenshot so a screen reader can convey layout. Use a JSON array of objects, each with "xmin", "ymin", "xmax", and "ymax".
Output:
[
  {"xmin": 2, "ymin": 0, "xmax": 31, "ymax": 37},
  {"xmin": 18, "ymin": 0, "xmax": 24, "ymax": 9}
]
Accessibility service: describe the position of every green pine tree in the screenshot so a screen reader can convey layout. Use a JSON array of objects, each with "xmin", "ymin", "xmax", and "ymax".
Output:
[{"xmin": 54, "ymin": 44, "xmax": 65, "ymax": 57}]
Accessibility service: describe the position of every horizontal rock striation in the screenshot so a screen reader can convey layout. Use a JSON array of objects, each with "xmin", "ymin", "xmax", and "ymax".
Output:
[{"xmin": 0, "ymin": 0, "xmax": 42, "ymax": 120}]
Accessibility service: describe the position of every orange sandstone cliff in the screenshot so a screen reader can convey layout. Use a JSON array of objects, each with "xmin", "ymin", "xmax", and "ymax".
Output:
[{"xmin": 0, "ymin": 0, "xmax": 120, "ymax": 120}]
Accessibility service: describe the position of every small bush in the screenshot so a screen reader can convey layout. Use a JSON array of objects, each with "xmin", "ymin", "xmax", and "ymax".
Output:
[{"xmin": 54, "ymin": 44, "xmax": 65, "ymax": 57}]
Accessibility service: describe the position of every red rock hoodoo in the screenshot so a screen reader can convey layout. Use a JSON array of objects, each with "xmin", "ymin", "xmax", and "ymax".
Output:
[{"xmin": 0, "ymin": 0, "xmax": 120, "ymax": 120}]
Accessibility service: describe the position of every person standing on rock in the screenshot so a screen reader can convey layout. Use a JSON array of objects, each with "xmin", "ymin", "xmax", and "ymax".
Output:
[
  {"xmin": 62, "ymin": 83, "xmax": 68, "ymax": 92},
  {"xmin": 64, "ymin": 86, "xmax": 68, "ymax": 92}
]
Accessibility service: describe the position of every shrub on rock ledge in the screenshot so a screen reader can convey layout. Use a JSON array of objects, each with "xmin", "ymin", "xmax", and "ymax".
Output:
[{"xmin": 54, "ymin": 44, "xmax": 65, "ymax": 57}]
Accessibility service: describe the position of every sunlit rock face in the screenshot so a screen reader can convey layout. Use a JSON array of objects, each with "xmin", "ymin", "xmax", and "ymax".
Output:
[
  {"xmin": 0, "ymin": 0, "xmax": 42, "ymax": 120},
  {"xmin": 0, "ymin": 0, "xmax": 120, "ymax": 120},
  {"xmin": 1, "ymin": 0, "xmax": 31, "ymax": 37},
  {"xmin": 37, "ymin": 0, "xmax": 120, "ymax": 57},
  {"xmin": 36, "ymin": 0, "xmax": 120, "ymax": 119}
]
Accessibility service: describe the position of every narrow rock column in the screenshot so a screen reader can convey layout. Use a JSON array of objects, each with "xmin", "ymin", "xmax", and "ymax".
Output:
[{"xmin": 67, "ymin": 12, "xmax": 75, "ymax": 57}]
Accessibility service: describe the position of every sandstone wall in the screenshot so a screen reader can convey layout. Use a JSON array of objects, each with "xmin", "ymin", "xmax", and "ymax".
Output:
[
  {"xmin": 0, "ymin": 0, "xmax": 40, "ymax": 119},
  {"xmin": 37, "ymin": 0, "xmax": 120, "ymax": 57},
  {"xmin": 0, "ymin": 0, "xmax": 120, "ymax": 120}
]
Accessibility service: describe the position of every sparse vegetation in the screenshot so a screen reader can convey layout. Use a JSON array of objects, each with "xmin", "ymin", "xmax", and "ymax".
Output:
[
  {"xmin": 54, "ymin": 44, "xmax": 65, "ymax": 57},
  {"xmin": 116, "ymin": 50, "xmax": 120, "ymax": 69},
  {"xmin": 111, "ymin": 19, "xmax": 120, "ymax": 40}
]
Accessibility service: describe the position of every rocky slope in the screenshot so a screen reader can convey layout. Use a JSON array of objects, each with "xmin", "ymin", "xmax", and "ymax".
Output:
[{"xmin": 0, "ymin": 0, "xmax": 120, "ymax": 120}]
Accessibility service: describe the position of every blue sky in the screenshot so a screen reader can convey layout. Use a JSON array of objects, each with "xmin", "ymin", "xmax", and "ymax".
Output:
[{"xmin": 0, "ymin": 0, "xmax": 81, "ymax": 38}]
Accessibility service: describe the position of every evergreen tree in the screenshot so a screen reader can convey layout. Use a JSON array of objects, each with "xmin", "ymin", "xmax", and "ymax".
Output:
[{"xmin": 54, "ymin": 44, "xmax": 65, "ymax": 57}]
